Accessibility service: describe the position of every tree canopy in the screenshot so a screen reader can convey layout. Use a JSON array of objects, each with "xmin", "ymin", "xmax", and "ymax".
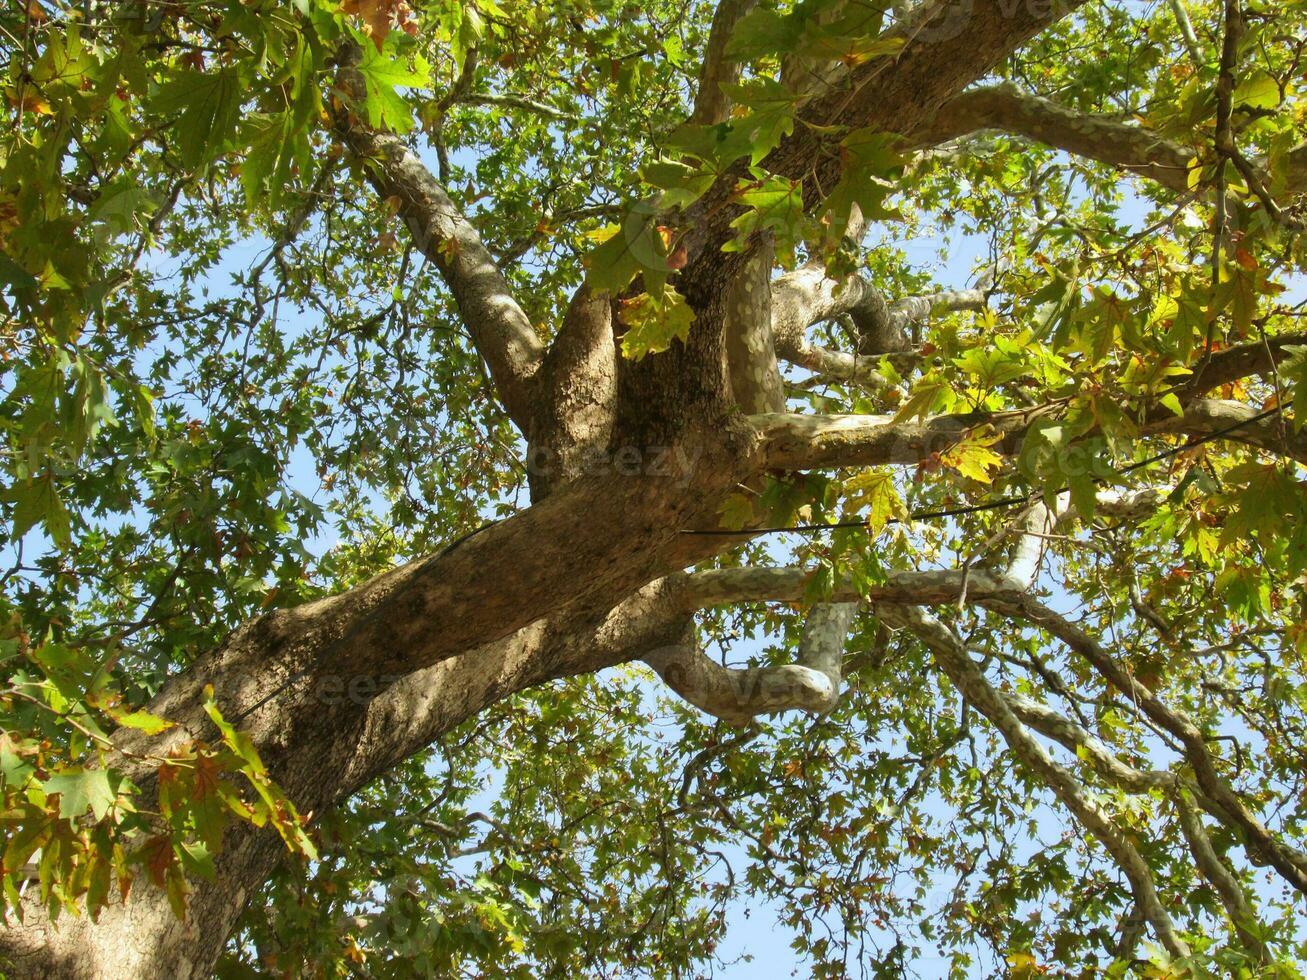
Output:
[{"xmin": 2, "ymin": 0, "xmax": 1307, "ymax": 975}]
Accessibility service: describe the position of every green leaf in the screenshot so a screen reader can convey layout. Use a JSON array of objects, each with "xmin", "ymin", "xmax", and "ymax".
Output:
[
  {"xmin": 43, "ymin": 768, "xmax": 118, "ymax": 823},
  {"xmin": 822, "ymin": 128, "xmax": 904, "ymax": 236},
  {"xmin": 642, "ymin": 158, "xmax": 716, "ymax": 209},
  {"xmin": 7, "ymin": 473, "xmax": 71, "ymax": 547},
  {"xmin": 892, "ymin": 376, "xmax": 951, "ymax": 423},
  {"xmin": 842, "ymin": 469, "xmax": 905, "ymax": 532},
  {"xmin": 0, "ymin": 251, "xmax": 39, "ymax": 295},
  {"xmin": 585, "ymin": 208, "xmax": 669, "ymax": 295},
  {"xmin": 724, "ymin": 175, "xmax": 807, "ymax": 261},
  {"xmin": 725, "ymin": 7, "xmax": 806, "ymax": 60},
  {"xmin": 1233, "ymin": 71, "xmax": 1281, "ymax": 110},
  {"xmin": 177, "ymin": 840, "xmax": 216, "ymax": 881},
  {"xmin": 717, "ymin": 492, "xmax": 756, "ymax": 531},
  {"xmin": 798, "ymin": 29, "xmax": 902, "ymax": 65},
  {"xmin": 107, "ymin": 706, "xmax": 174, "ymax": 736},
  {"xmin": 0, "ymin": 734, "xmax": 34, "ymax": 790},
  {"xmin": 151, "ymin": 68, "xmax": 244, "ymax": 169},
  {"xmin": 353, "ymin": 43, "xmax": 430, "ymax": 133},
  {"xmin": 721, "ymin": 79, "xmax": 800, "ymax": 165},
  {"xmin": 940, "ymin": 430, "xmax": 1004, "ymax": 484}
]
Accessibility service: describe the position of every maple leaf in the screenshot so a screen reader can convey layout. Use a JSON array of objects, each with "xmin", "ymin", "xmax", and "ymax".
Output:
[
  {"xmin": 843, "ymin": 469, "xmax": 907, "ymax": 532},
  {"xmin": 941, "ymin": 429, "xmax": 1005, "ymax": 484}
]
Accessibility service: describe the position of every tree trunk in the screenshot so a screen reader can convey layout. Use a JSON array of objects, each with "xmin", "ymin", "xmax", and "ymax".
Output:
[{"xmin": 1, "ymin": 564, "xmax": 697, "ymax": 977}]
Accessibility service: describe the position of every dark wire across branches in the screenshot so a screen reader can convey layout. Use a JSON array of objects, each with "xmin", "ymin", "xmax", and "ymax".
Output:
[{"xmin": 681, "ymin": 406, "xmax": 1285, "ymax": 536}]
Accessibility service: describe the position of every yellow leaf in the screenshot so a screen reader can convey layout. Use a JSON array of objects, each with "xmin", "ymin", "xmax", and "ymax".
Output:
[
  {"xmin": 843, "ymin": 468, "xmax": 906, "ymax": 532},
  {"xmin": 941, "ymin": 428, "xmax": 1004, "ymax": 484}
]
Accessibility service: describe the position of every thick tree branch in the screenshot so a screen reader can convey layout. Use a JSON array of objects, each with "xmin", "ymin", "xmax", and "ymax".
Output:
[
  {"xmin": 724, "ymin": 242, "xmax": 786, "ymax": 413},
  {"xmin": 1148, "ymin": 398, "xmax": 1307, "ymax": 465},
  {"xmin": 916, "ymin": 83, "xmax": 1307, "ymax": 200},
  {"xmin": 1180, "ymin": 331, "xmax": 1307, "ymax": 397},
  {"xmin": 916, "ymin": 84, "xmax": 1196, "ymax": 192},
  {"xmin": 528, "ymin": 286, "xmax": 618, "ymax": 499},
  {"xmin": 749, "ymin": 386, "xmax": 1302, "ymax": 474},
  {"xmin": 334, "ymin": 45, "xmax": 544, "ymax": 429},
  {"xmin": 689, "ymin": 0, "xmax": 758, "ymax": 126},
  {"xmin": 679, "ymin": 0, "xmax": 1090, "ymax": 295},
  {"xmin": 796, "ymin": 602, "xmax": 858, "ymax": 686},
  {"xmin": 749, "ymin": 409, "xmax": 989, "ymax": 471}
]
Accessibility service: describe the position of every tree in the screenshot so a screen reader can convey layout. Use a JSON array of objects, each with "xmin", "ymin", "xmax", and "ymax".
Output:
[{"xmin": 2, "ymin": 0, "xmax": 1307, "ymax": 974}]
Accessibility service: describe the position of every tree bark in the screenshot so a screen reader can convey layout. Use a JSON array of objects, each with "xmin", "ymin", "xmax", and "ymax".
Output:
[{"xmin": 0, "ymin": 1, "xmax": 1107, "ymax": 974}]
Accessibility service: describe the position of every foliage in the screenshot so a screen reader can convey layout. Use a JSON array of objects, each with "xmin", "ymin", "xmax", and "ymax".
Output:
[{"xmin": 1, "ymin": 0, "xmax": 1307, "ymax": 976}]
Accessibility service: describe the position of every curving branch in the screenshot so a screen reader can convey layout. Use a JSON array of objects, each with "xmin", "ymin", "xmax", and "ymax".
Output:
[
  {"xmin": 795, "ymin": 601, "xmax": 858, "ymax": 698},
  {"xmin": 770, "ymin": 262, "xmax": 897, "ymax": 388},
  {"xmin": 334, "ymin": 44, "xmax": 544, "ymax": 429},
  {"xmin": 653, "ymin": 486, "xmax": 1158, "ymax": 726},
  {"xmin": 458, "ymin": 92, "xmax": 579, "ymax": 121},
  {"xmin": 1166, "ymin": 0, "xmax": 1205, "ymax": 68},
  {"xmin": 914, "ymin": 82, "xmax": 1307, "ymax": 200},
  {"xmin": 644, "ymin": 601, "xmax": 857, "ymax": 726},
  {"xmin": 769, "ymin": 260, "xmax": 985, "ymax": 367},
  {"xmin": 672, "ymin": 487, "xmax": 1165, "ymax": 610},
  {"xmin": 644, "ymin": 639, "xmax": 838, "ymax": 727}
]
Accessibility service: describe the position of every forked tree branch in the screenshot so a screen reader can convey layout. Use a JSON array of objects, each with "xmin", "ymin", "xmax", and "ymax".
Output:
[
  {"xmin": 980, "ymin": 591, "xmax": 1307, "ymax": 897},
  {"xmin": 771, "ymin": 272, "xmax": 987, "ymax": 391},
  {"xmin": 678, "ymin": 0, "xmax": 1091, "ymax": 285},
  {"xmin": 876, "ymin": 604, "xmax": 1191, "ymax": 958},
  {"xmin": 1174, "ymin": 791, "xmax": 1269, "ymax": 960}
]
